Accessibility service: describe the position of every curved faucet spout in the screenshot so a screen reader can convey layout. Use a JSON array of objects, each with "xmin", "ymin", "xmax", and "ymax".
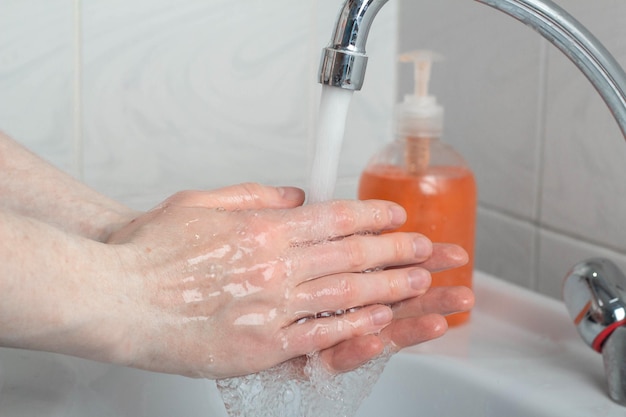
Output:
[
  {"xmin": 318, "ymin": 0, "xmax": 389, "ymax": 90},
  {"xmin": 318, "ymin": 0, "xmax": 626, "ymax": 139}
]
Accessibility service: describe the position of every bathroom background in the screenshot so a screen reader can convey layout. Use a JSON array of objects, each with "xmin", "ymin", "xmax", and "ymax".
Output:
[{"xmin": 2, "ymin": 0, "xmax": 626, "ymax": 300}]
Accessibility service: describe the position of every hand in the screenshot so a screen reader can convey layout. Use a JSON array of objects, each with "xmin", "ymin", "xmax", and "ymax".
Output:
[
  {"xmin": 319, "ymin": 245, "xmax": 475, "ymax": 373},
  {"xmin": 106, "ymin": 183, "xmax": 439, "ymax": 379}
]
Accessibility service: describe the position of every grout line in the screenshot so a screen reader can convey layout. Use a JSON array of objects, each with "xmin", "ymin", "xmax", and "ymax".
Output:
[
  {"xmin": 73, "ymin": 0, "xmax": 84, "ymax": 181},
  {"xmin": 479, "ymin": 202, "xmax": 626, "ymax": 258},
  {"xmin": 530, "ymin": 38, "xmax": 550, "ymax": 291}
]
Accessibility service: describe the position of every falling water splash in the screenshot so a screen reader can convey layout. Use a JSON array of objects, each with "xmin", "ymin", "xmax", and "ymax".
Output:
[{"xmin": 216, "ymin": 85, "xmax": 393, "ymax": 417}]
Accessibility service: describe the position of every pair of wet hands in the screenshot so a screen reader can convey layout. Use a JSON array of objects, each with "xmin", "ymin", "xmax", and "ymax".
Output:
[{"xmin": 104, "ymin": 184, "xmax": 473, "ymax": 379}]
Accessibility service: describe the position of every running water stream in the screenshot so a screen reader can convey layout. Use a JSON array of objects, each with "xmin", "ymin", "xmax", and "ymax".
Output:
[
  {"xmin": 216, "ymin": 85, "xmax": 393, "ymax": 417},
  {"xmin": 307, "ymin": 85, "xmax": 353, "ymax": 204}
]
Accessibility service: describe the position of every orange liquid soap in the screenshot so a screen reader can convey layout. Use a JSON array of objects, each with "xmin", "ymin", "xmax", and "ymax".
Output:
[{"xmin": 358, "ymin": 162, "xmax": 476, "ymax": 326}]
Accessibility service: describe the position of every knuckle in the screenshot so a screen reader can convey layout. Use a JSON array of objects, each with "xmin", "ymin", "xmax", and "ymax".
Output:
[
  {"xmin": 368, "ymin": 202, "xmax": 389, "ymax": 228},
  {"xmin": 385, "ymin": 269, "xmax": 405, "ymax": 296},
  {"xmin": 329, "ymin": 201, "xmax": 358, "ymax": 231},
  {"xmin": 337, "ymin": 276, "xmax": 360, "ymax": 305},
  {"xmin": 344, "ymin": 239, "xmax": 367, "ymax": 269},
  {"xmin": 390, "ymin": 234, "xmax": 416, "ymax": 261},
  {"xmin": 166, "ymin": 190, "xmax": 196, "ymax": 205},
  {"xmin": 239, "ymin": 182, "xmax": 265, "ymax": 200},
  {"xmin": 310, "ymin": 323, "xmax": 333, "ymax": 349}
]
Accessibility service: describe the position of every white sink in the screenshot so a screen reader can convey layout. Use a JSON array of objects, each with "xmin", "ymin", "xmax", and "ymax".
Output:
[{"xmin": 1, "ymin": 271, "xmax": 624, "ymax": 416}]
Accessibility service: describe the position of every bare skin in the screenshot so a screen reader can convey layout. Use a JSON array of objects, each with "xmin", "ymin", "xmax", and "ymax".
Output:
[{"xmin": 0, "ymin": 132, "xmax": 474, "ymax": 379}]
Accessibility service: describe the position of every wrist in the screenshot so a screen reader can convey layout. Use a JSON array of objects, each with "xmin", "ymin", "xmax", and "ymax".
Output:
[{"xmin": 0, "ymin": 212, "xmax": 137, "ymax": 365}]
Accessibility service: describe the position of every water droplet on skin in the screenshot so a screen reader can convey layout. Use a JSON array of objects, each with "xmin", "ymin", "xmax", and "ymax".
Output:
[
  {"xmin": 206, "ymin": 264, "xmax": 224, "ymax": 279},
  {"xmin": 182, "ymin": 288, "xmax": 203, "ymax": 303},
  {"xmin": 223, "ymin": 281, "xmax": 263, "ymax": 298},
  {"xmin": 372, "ymin": 208, "xmax": 382, "ymax": 222},
  {"xmin": 182, "ymin": 316, "xmax": 210, "ymax": 324},
  {"xmin": 233, "ymin": 309, "xmax": 277, "ymax": 326},
  {"xmin": 185, "ymin": 218, "xmax": 200, "ymax": 227},
  {"xmin": 233, "ymin": 313, "xmax": 266, "ymax": 326},
  {"xmin": 187, "ymin": 245, "xmax": 233, "ymax": 266}
]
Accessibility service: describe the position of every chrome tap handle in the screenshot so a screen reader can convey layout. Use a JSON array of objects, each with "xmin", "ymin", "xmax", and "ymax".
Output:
[{"xmin": 563, "ymin": 258, "xmax": 626, "ymax": 405}]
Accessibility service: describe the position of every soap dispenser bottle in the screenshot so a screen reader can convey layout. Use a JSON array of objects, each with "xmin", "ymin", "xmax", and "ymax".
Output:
[{"xmin": 358, "ymin": 50, "xmax": 477, "ymax": 326}]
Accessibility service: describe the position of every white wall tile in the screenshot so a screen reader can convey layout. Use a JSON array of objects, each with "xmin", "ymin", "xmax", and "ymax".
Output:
[
  {"xmin": 0, "ymin": 1, "xmax": 76, "ymax": 174},
  {"xmin": 475, "ymin": 207, "xmax": 536, "ymax": 289},
  {"xmin": 540, "ymin": 1, "xmax": 626, "ymax": 253},
  {"xmin": 537, "ymin": 229, "xmax": 626, "ymax": 300}
]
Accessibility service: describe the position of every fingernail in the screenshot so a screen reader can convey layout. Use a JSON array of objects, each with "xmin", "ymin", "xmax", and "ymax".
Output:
[
  {"xmin": 409, "ymin": 268, "xmax": 431, "ymax": 290},
  {"xmin": 413, "ymin": 235, "xmax": 432, "ymax": 258},
  {"xmin": 371, "ymin": 305, "xmax": 393, "ymax": 325},
  {"xmin": 278, "ymin": 186, "xmax": 303, "ymax": 202},
  {"xmin": 389, "ymin": 205, "xmax": 406, "ymax": 226}
]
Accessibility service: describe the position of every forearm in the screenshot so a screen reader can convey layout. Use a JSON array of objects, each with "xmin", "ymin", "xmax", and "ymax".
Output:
[
  {"xmin": 0, "ymin": 131, "xmax": 137, "ymax": 241},
  {"xmin": 0, "ymin": 208, "xmax": 129, "ymax": 362}
]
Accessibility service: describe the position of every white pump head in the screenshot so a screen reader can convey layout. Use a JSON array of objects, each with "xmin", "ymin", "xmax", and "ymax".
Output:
[{"xmin": 395, "ymin": 50, "xmax": 444, "ymax": 138}]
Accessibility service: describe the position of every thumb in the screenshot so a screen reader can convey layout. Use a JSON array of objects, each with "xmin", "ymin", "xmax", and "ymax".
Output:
[{"xmin": 163, "ymin": 183, "xmax": 305, "ymax": 211}]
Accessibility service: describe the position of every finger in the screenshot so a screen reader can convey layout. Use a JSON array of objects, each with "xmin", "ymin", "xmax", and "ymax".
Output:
[
  {"xmin": 384, "ymin": 243, "xmax": 468, "ymax": 273},
  {"xmin": 318, "ymin": 334, "xmax": 385, "ymax": 373},
  {"xmin": 295, "ymin": 232, "xmax": 432, "ymax": 278},
  {"xmin": 384, "ymin": 314, "xmax": 449, "ymax": 352},
  {"xmin": 293, "ymin": 268, "xmax": 431, "ymax": 319},
  {"xmin": 283, "ymin": 304, "xmax": 392, "ymax": 358},
  {"xmin": 419, "ymin": 243, "xmax": 468, "ymax": 272},
  {"xmin": 391, "ymin": 286, "xmax": 475, "ymax": 320},
  {"xmin": 160, "ymin": 183, "xmax": 305, "ymax": 211},
  {"xmin": 287, "ymin": 200, "xmax": 407, "ymax": 244}
]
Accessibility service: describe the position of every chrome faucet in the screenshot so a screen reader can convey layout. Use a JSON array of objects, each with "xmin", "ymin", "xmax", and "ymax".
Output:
[
  {"xmin": 563, "ymin": 259, "xmax": 626, "ymax": 406},
  {"xmin": 319, "ymin": 0, "xmax": 626, "ymax": 406}
]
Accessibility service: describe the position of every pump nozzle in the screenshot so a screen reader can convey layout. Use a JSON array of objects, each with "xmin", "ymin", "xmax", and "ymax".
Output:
[
  {"xmin": 396, "ymin": 50, "xmax": 444, "ymax": 175},
  {"xmin": 396, "ymin": 50, "xmax": 443, "ymax": 139},
  {"xmin": 399, "ymin": 50, "xmax": 443, "ymax": 99}
]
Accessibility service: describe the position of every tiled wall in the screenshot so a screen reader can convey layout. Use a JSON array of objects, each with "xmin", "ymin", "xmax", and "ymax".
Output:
[
  {"xmin": 3, "ymin": 0, "xmax": 626, "ymax": 300},
  {"xmin": 397, "ymin": 0, "xmax": 626, "ymax": 298}
]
